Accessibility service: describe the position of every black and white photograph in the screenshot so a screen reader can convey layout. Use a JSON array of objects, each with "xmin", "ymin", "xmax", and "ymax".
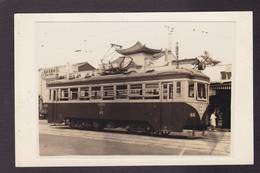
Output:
[{"xmin": 15, "ymin": 12, "xmax": 253, "ymax": 166}]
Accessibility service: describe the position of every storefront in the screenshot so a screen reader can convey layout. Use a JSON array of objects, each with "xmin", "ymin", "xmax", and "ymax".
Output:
[{"xmin": 209, "ymin": 81, "xmax": 231, "ymax": 129}]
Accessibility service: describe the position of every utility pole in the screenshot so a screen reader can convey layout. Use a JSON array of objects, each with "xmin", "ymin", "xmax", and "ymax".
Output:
[
  {"xmin": 164, "ymin": 25, "xmax": 174, "ymax": 52},
  {"xmin": 175, "ymin": 42, "xmax": 179, "ymax": 69},
  {"xmin": 164, "ymin": 25, "xmax": 174, "ymax": 66}
]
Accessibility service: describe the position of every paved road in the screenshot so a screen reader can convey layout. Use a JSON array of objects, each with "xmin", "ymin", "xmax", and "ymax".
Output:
[{"xmin": 39, "ymin": 120, "xmax": 230, "ymax": 156}]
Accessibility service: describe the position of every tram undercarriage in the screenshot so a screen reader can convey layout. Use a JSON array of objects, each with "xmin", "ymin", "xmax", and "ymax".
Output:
[{"xmin": 64, "ymin": 118, "xmax": 176, "ymax": 135}]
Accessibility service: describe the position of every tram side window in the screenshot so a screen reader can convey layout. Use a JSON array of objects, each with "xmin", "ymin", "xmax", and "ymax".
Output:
[
  {"xmin": 79, "ymin": 87, "xmax": 90, "ymax": 100},
  {"xmin": 91, "ymin": 86, "xmax": 101, "ymax": 99},
  {"xmin": 129, "ymin": 84, "xmax": 143, "ymax": 100},
  {"xmin": 70, "ymin": 88, "xmax": 79, "ymax": 100},
  {"xmin": 103, "ymin": 85, "xmax": 114, "ymax": 100},
  {"xmin": 53, "ymin": 90, "xmax": 57, "ymax": 101},
  {"xmin": 144, "ymin": 83, "xmax": 160, "ymax": 100},
  {"xmin": 162, "ymin": 83, "xmax": 168, "ymax": 99},
  {"xmin": 60, "ymin": 88, "xmax": 69, "ymax": 101},
  {"xmin": 197, "ymin": 83, "xmax": 206, "ymax": 100},
  {"xmin": 188, "ymin": 82, "xmax": 195, "ymax": 97},
  {"xmin": 205, "ymin": 84, "xmax": 208, "ymax": 99},
  {"xmin": 176, "ymin": 81, "xmax": 181, "ymax": 95},
  {"xmin": 49, "ymin": 89, "xmax": 52, "ymax": 101},
  {"xmin": 169, "ymin": 83, "xmax": 173, "ymax": 99},
  {"xmin": 116, "ymin": 85, "xmax": 128, "ymax": 99}
]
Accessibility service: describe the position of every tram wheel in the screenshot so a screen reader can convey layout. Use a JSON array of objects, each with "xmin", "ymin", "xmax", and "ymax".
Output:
[
  {"xmin": 106, "ymin": 122, "xmax": 115, "ymax": 128},
  {"xmin": 126, "ymin": 126, "xmax": 135, "ymax": 133},
  {"xmin": 93, "ymin": 121, "xmax": 104, "ymax": 130},
  {"xmin": 154, "ymin": 130, "xmax": 171, "ymax": 136},
  {"xmin": 127, "ymin": 124, "xmax": 153, "ymax": 134},
  {"xmin": 70, "ymin": 120, "xmax": 76, "ymax": 128},
  {"xmin": 81, "ymin": 122, "xmax": 86, "ymax": 128},
  {"xmin": 76, "ymin": 121, "xmax": 81, "ymax": 129},
  {"xmin": 161, "ymin": 130, "xmax": 171, "ymax": 136},
  {"xmin": 85, "ymin": 121, "xmax": 93, "ymax": 129}
]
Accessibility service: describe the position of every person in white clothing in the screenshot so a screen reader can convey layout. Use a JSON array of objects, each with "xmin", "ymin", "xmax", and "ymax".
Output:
[{"xmin": 210, "ymin": 111, "xmax": 217, "ymax": 131}]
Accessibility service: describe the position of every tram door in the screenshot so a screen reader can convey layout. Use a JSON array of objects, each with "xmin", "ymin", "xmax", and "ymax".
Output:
[
  {"xmin": 160, "ymin": 82, "xmax": 174, "ymax": 128},
  {"xmin": 161, "ymin": 82, "xmax": 173, "ymax": 101}
]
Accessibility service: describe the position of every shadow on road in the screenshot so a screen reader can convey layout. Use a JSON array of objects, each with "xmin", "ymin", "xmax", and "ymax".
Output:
[{"xmin": 51, "ymin": 125, "xmax": 204, "ymax": 140}]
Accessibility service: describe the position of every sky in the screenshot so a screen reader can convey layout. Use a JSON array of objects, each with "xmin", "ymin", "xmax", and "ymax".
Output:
[{"xmin": 36, "ymin": 21, "xmax": 235, "ymax": 72}]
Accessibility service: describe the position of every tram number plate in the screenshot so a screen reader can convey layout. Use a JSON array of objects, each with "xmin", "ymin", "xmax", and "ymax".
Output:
[{"xmin": 98, "ymin": 103, "xmax": 105, "ymax": 115}]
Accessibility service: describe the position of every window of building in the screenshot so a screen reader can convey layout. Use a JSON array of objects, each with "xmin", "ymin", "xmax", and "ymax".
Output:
[
  {"xmin": 70, "ymin": 88, "xmax": 79, "ymax": 100},
  {"xmin": 197, "ymin": 83, "xmax": 206, "ymax": 100},
  {"xmin": 227, "ymin": 72, "xmax": 232, "ymax": 79},
  {"xmin": 144, "ymin": 83, "xmax": 160, "ymax": 99},
  {"xmin": 103, "ymin": 85, "xmax": 114, "ymax": 100},
  {"xmin": 221, "ymin": 71, "xmax": 226, "ymax": 80},
  {"xmin": 129, "ymin": 84, "xmax": 143, "ymax": 100},
  {"xmin": 176, "ymin": 81, "xmax": 181, "ymax": 94},
  {"xmin": 79, "ymin": 87, "xmax": 90, "ymax": 100},
  {"xmin": 188, "ymin": 82, "xmax": 195, "ymax": 97},
  {"xmin": 91, "ymin": 86, "xmax": 101, "ymax": 99},
  {"xmin": 116, "ymin": 85, "xmax": 128, "ymax": 99},
  {"xmin": 60, "ymin": 88, "xmax": 69, "ymax": 101}
]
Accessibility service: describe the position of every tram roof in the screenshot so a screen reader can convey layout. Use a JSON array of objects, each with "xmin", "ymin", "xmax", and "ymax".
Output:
[{"xmin": 47, "ymin": 68, "xmax": 209, "ymax": 87}]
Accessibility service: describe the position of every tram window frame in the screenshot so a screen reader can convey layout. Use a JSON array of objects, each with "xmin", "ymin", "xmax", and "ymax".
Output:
[
  {"xmin": 129, "ymin": 83, "xmax": 143, "ymax": 100},
  {"xmin": 144, "ymin": 83, "xmax": 160, "ymax": 100},
  {"xmin": 90, "ymin": 86, "xmax": 102, "ymax": 100},
  {"xmin": 103, "ymin": 85, "xmax": 114, "ymax": 100},
  {"xmin": 60, "ymin": 88, "xmax": 69, "ymax": 101},
  {"xmin": 206, "ymin": 84, "xmax": 208, "ymax": 99},
  {"xmin": 49, "ymin": 89, "xmax": 52, "ymax": 101},
  {"xmin": 169, "ymin": 83, "xmax": 173, "ymax": 99},
  {"xmin": 70, "ymin": 87, "xmax": 79, "ymax": 100},
  {"xmin": 188, "ymin": 82, "xmax": 195, "ymax": 98},
  {"xmin": 116, "ymin": 84, "xmax": 128, "ymax": 99},
  {"xmin": 176, "ymin": 81, "xmax": 182, "ymax": 95},
  {"xmin": 79, "ymin": 87, "xmax": 90, "ymax": 100},
  {"xmin": 162, "ymin": 83, "xmax": 168, "ymax": 100},
  {"xmin": 53, "ymin": 89, "xmax": 58, "ymax": 101},
  {"xmin": 197, "ymin": 83, "xmax": 207, "ymax": 100}
]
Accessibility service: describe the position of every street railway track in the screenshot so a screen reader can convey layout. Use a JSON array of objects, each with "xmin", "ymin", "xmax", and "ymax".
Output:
[{"xmin": 40, "ymin": 121, "xmax": 230, "ymax": 155}]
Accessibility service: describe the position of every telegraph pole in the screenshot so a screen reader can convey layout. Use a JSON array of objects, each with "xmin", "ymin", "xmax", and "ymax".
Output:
[
  {"xmin": 164, "ymin": 25, "xmax": 174, "ymax": 52},
  {"xmin": 175, "ymin": 42, "xmax": 179, "ymax": 69},
  {"xmin": 164, "ymin": 25, "xmax": 174, "ymax": 66}
]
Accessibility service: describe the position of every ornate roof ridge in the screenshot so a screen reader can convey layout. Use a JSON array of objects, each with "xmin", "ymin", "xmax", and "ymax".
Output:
[{"xmin": 116, "ymin": 41, "xmax": 162, "ymax": 55}]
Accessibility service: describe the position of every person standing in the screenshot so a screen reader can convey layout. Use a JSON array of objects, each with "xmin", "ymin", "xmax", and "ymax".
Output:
[{"xmin": 210, "ymin": 111, "xmax": 217, "ymax": 131}]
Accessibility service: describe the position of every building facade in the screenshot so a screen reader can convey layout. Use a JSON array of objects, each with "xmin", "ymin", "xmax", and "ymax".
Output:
[
  {"xmin": 105, "ymin": 41, "xmax": 177, "ymax": 73},
  {"xmin": 208, "ymin": 64, "xmax": 232, "ymax": 129},
  {"xmin": 39, "ymin": 61, "xmax": 96, "ymax": 102}
]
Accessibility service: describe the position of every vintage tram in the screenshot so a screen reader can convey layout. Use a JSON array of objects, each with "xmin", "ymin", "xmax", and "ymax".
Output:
[{"xmin": 46, "ymin": 68, "xmax": 210, "ymax": 135}]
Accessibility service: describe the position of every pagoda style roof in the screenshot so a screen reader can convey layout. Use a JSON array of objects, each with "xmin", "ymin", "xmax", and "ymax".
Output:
[
  {"xmin": 116, "ymin": 41, "xmax": 162, "ymax": 55},
  {"xmin": 152, "ymin": 52, "xmax": 165, "ymax": 59},
  {"xmin": 172, "ymin": 58, "xmax": 199, "ymax": 65}
]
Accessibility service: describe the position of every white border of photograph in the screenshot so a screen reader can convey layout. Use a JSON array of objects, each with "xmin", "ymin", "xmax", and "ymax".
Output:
[{"xmin": 15, "ymin": 12, "xmax": 253, "ymax": 167}]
